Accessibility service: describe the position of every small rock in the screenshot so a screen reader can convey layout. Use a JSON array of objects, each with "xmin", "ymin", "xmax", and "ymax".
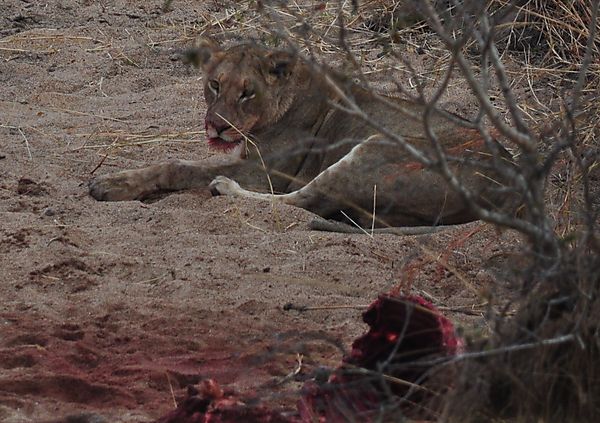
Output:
[{"xmin": 43, "ymin": 207, "xmax": 56, "ymax": 216}]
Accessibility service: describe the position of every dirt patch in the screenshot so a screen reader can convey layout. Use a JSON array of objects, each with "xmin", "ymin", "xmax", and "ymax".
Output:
[{"xmin": 0, "ymin": 2, "xmax": 523, "ymax": 422}]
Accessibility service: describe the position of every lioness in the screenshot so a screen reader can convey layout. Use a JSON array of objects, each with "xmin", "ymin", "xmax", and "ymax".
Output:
[{"xmin": 89, "ymin": 39, "xmax": 514, "ymax": 232}]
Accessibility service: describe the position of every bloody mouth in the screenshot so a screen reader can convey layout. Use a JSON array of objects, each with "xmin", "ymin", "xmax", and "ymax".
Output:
[{"xmin": 207, "ymin": 137, "xmax": 241, "ymax": 153}]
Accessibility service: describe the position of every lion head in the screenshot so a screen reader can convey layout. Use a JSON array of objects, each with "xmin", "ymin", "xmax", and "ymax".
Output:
[{"xmin": 189, "ymin": 39, "xmax": 298, "ymax": 153}]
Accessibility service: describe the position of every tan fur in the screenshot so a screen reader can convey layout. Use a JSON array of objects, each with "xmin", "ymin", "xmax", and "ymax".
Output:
[{"xmin": 90, "ymin": 40, "xmax": 516, "ymax": 230}]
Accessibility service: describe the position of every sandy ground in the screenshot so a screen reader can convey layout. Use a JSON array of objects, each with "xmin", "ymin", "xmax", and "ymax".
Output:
[{"xmin": 0, "ymin": 2, "xmax": 524, "ymax": 422}]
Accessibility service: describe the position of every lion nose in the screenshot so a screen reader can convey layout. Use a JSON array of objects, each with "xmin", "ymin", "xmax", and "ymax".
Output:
[
  {"xmin": 216, "ymin": 124, "xmax": 232, "ymax": 135},
  {"xmin": 205, "ymin": 118, "xmax": 231, "ymax": 135}
]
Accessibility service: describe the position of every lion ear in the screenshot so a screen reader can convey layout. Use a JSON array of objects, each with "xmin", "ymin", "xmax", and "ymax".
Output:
[
  {"xmin": 265, "ymin": 50, "xmax": 297, "ymax": 82},
  {"xmin": 185, "ymin": 36, "xmax": 223, "ymax": 71}
]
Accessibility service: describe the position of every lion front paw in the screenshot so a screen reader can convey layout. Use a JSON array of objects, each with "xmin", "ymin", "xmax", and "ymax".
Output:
[
  {"xmin": 209, "ymin": 176, "xmax": 242, "ymax": 197},
  {"xmin": 89, "ymin": 172, "xmax": 147, "ymax": 201}
]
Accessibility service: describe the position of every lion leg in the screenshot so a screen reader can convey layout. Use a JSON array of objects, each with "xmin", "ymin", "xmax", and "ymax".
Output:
[
  {"xmin": 90, "ymin": 158, "xmax": 242, "ymax": 201},
  {"xmin": 208, "ymin": 175, "xmax": 325, "ymax": 206},
  {"xmin": 208, "ymin": 171, "xmax": 476, "ymax": 235},
  {"xmin": 208, "ymin": 176, "xmax": 472, "ymax": 236},
  {"xmin": 209, "ymin": 141, "xmax": 372, "ymax": 218}
]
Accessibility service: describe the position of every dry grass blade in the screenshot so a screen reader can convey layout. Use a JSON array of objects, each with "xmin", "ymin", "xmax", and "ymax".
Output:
[{"xmin": 18, "ymin": 127, "xmax": 32, "ymax": 160}]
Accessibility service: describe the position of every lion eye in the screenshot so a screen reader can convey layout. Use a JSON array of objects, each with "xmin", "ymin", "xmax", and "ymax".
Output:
[
  {"xmin": 239, "ymin": 90, "xmax": 255, "ymax": 103},
  {"xmin": 208, "ymin": 80, "xmax": 220, "ymax": 94}
]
